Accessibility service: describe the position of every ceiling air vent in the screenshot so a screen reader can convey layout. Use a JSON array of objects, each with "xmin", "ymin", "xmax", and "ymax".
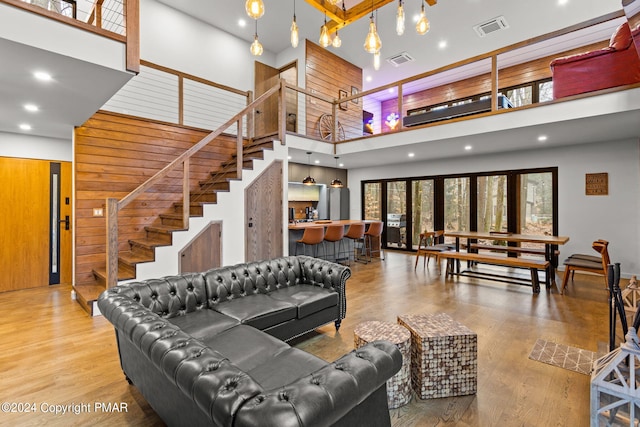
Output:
[
  {"xmin": 386, "ymin": 52, "xmax": 415, "ymax": 67},
  {"xmin": 473, "ymin": 16, "xmax": 509, "ymax": 37}
]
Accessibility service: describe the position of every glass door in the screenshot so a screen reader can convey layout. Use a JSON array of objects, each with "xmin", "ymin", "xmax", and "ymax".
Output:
[
  {"xmin": 386, "ymin": 181, "xmax": 407, "ymax": 249},
  {"xmin": 444, "ymin": 177, "xmax": 470, "ymax": 244},
  {"xmin": 363, "ymin": 182, "xmax": 382, "ymax": 220},
  {"xmin": 412, "ymin": 179, "xmax": 434, "ymax": 249}
]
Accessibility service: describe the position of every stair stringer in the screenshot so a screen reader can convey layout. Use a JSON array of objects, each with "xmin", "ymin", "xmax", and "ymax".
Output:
[{"xmin": 120, "ymin": 142, "xmax": 289, "ymax": 284}]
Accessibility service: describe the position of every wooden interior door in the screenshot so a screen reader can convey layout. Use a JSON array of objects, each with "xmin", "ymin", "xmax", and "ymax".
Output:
[
  {"xmin": 0, "ymin": 157, "xmax": 72, "ymax": 291},
  {"xmin": 245, "ymin": 161, "xmax": 283, "ymax": 262},
  {"xmin": 254, "ymin": 61, "xmax": 280, "ymax": 138},
  {"xmin": 179, "ymin": 222, "xmax": 221, "ymax": 273}
]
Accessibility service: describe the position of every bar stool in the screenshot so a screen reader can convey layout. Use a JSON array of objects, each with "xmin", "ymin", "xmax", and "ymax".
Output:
[
  {"xmin": 295, "ymin": 227, "xmax": 325, "ymax": 258},
  {"xmin": 323, "ymin": 225, "xmax": 345, "ymax": 263},
  {"xmin": 344, "ymin": 223, "xmax": 367, "ymax": 264},
  {"xmin": 364, "ymin": 221, "xmax": 385, "ymax": 262}
]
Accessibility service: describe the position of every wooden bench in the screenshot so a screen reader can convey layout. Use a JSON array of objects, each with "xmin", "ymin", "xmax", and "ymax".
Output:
[
  {"xmin": 469, "ymin": 243, "xmax": 560, "ymax": 257},
  {"xmin": 439, "ymin": 251, "xmax": 550, "ymax": 293}
]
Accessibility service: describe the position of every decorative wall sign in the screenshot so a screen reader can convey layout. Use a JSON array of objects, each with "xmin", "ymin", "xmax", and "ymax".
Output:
[
  {"xmin": 351, "ymin": 86, "xmax": 359, "ymax": 104},
  {"xmin": 585, "ymin": 172, "xmax": 608, "ymax": 196},
  {"xmin": 338, "ymin": 89, "xmax": 348, "ymax": 111}
]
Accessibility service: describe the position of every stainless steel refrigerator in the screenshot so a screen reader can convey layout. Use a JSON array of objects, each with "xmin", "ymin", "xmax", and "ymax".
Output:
[{"xmin": 329, "ymin": 187, "xmax": 350, "ymax": 220}]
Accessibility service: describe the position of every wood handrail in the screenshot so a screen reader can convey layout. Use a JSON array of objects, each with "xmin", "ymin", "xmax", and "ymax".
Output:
[
  {"xmin": 106, "ymin": 81, "xmax": 285, "ymax": 288},
  {"xmin": 118, "ymin": 82, "xmax": 282, "ymax": 209}
]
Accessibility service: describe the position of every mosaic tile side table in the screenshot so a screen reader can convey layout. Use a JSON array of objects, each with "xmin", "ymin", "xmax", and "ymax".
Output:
[
  {"xmin": 353, "ymin": 320, "xmax": 412, "ymax": 409},
  {"xmin": 397, "ymin": 313, "xmax": 477, "ymax": 399}
]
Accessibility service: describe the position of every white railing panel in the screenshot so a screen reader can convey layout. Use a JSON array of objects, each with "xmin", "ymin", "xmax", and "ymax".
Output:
[
  {"xmin": 102, "ymin": 65, "xmax": 179, "ymax": 123},
  {"xmin": 182, "ymin": 79, "xmax": 247, "ymax": 136}
]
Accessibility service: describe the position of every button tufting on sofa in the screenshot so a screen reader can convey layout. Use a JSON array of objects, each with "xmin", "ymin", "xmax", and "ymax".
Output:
[{"xmin": 95, "ymin": 256, "xmax": 404, "ymax": 427}]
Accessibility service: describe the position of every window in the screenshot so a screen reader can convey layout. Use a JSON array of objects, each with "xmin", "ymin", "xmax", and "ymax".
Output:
[
  {"xmin": 363, "ymin": 182, "xmax": 382, "ymax": 220},
  {"xmin": 412, "ymin": 180, "xmax": 434, "ymax": 249},
  {"xmin": 361, "ymin": 167, "xmax": 557, "ymax": 253},
  {"xmin": 444, "ymin": 177, "xmax": 470, "ymax": 238}
]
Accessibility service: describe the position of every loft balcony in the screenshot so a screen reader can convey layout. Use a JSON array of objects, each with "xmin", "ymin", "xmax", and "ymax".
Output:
[{"xmin": 0, "ymin": 0, "xmax": 138, "ymax": 138}]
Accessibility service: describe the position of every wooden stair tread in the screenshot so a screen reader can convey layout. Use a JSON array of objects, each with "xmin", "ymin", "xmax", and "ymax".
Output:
[
  {"xmin": 129, "ymin": 236, "xmax": 172, "ymax": 249},
  {"xmin": 74, "ymin": 284, "xmax": 105, "ymax": 301},
  {"xmin": 92, "ymin": 266, "xmax": 135, "ymax": 281},
  {"xmin": 145, "ymin": 224, "xmax": 185, "ymax": 234},
  {"xmin": 159, "ymin": 213, "xmax": 187, "ymax": 220},
  {"xmin": 119, "ymin": 251, "xmax": 154, "ymax": 265},
  {"xmin": 74, "ymin": 283, "xmax": 106, "ymax": 316}
]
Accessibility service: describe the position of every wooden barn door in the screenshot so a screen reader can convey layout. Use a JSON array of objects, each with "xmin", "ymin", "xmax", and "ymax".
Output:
[{"xmin": 245, "ymin": 161, "xmax": 283, "ymax": 262}]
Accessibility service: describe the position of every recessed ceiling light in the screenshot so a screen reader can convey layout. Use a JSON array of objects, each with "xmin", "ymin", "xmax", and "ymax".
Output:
[
  {"xmin": 464, "ymin": 145, "xmax": 473, "ymax": 151},
  {"xmin": 339, "ymin": 163, "xmax": 344, "ymax": 167},
  {"xmin": 24, "ymin": 104, "xmax": 39, "ymax": 112},
  {"xmin": 238, "ymin": 18, "xmax": 246, "ymax": 27},
  {"xmin": 19, "ymin": 123, "xmax": 32, "ymax": 131},
  {"xmin": 408, "ymin": 152, "xmax": 415, "ymax": 157},
  {"xmin": 558, "ymin": 0, "xmax": 569, "ymax": 5},
  {"xmin": 314, "ymin": 160, "xmax": 320, "ymax": 164},
  {"xmin": 33, "ymin": 71, "xmax": 52, "ymax": 82},
  {"xmin": 538, "ymin": 135, "xmax": 548, "ymax": 142},
  {"xmin": 438, "ymin": 40, "xmax": 448, "ymax": 50},
  {"xmin": 365, "ymin": 76, "xmax": 373, "ymax": 82}
]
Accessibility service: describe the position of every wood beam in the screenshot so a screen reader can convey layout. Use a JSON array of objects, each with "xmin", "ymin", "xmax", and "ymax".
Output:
[{"xmin": 305, "ymin": 0, "xmax": 437, "ymax": 34}]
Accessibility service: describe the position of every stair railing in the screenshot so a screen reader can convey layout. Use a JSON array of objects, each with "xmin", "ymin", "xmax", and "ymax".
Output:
[{"xmin": 105, "ymin": 80, "xmax": 286, "ymax": 288}]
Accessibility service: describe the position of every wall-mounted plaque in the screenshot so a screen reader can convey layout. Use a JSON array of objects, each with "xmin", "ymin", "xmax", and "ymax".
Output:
[{"xmin": 585, "ymin": 173, "xmax": 608, "ymax": 196}]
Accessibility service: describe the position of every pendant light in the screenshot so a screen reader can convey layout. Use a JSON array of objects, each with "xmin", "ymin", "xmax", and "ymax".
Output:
[
  {"xmin": 291, "ymin": 0, "xmax": 299, "ymax": 48},
  {"xmin": 363, "ymin": 0, "xmax": 382, "ymax": 54},
  {"xmin": 416, "ymin": 0, "xmax": 430, "ymax": 35},
  {"xmin": 332, "ymin": 2, "xmax": 345, "ymax": 48},
  {"xmin": 331, "ymin": 156, "xmax": 343, "ymax": 188},
  {"xmin": 319, "ymin": 13, "xmax": 331, "ymax": 48},
  {"xmin": 245, "ymin": 0, "xmax": 265, "ymax": 20},
  {"xmin": 302, "ymin": 152, "xmax": 316, "ymax": 185},
  {"xmin": 396, "ymin": 0, "xmax": 405, "ymax": 35},
  {"xmin": 332, "ymin": 29, "xmax": 342, "ymax": 48},
  {"xmin": 250, "ymin": 20, "xmax": 263, "ymax": 56}
]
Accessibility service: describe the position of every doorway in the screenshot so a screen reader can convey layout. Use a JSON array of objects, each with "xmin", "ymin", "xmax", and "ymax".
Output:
[
  {"xmin": 0, "ymin": 157, "xmax": 72, "ymax": 291},
  {"xmin": 254, "ymin": 61, "xmax": 298, "ymax": 138},
  {"xmin": 245, "ymin": 161, "xmax": 283, "ymax": 262}
]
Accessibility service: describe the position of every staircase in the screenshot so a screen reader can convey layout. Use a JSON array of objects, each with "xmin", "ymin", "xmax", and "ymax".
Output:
[{"xmin": 74, "ymin": 137, "xmax": 277, "ymax": 315}]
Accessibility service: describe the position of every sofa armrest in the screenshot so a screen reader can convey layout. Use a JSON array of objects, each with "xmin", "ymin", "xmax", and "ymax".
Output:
[
  {"xmin": 234, "ymin": 340, "xmax": 402, "ymax": 427},
  {"xmin": 98, "ymin": 289, "xmax": 265, "ymax": 426},
  {"xmin": 296, "ymin": 255, "xmax": 351, "ymax": 321}
]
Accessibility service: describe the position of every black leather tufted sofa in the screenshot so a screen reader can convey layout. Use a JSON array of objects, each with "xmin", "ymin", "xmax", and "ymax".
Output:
[{"xmin": 98, "ymin": 255, "xmax": 402, "ymax": 426}]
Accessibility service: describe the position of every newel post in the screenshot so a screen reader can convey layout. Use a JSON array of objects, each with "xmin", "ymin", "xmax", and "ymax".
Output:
[
  {"xmin": 106, "ymin": 198, "xmax": 119, "ymax": 288},
  {"xmin": 279, "ymin": 79, "xmax": 287, "ymax": 145}
]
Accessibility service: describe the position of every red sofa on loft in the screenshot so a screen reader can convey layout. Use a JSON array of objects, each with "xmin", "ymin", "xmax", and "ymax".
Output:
[{"xmin": 550, "ymin": 22, "xmax": 640, "ymax": 99}]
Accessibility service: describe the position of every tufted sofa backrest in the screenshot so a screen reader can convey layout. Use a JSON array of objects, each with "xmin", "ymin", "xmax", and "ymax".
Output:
[
  {"xmin": 203, "ymin": 257, "xmax": 303, "ymax": 306},
  {"xmin": 109, "ymin": 273, "xmax": 208, "ymax": 319}
]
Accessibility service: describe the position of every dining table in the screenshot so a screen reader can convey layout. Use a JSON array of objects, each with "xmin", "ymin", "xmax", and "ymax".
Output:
[{"xmin": 444, "ymin": 231, "xmax": 570, "ymax": 292}]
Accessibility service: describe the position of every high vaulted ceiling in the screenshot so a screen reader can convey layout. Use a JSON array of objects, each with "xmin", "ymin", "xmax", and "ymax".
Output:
[{"xmin": 157, "ymin": 0, "xmax": 623, "ymax": 89}]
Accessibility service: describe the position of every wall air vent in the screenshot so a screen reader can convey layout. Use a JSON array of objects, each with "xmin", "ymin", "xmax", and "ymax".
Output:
[
  {"xmin": 386, "ymin": 52, "xmax": 415, "ymax": 67},
  {"xmin": 473, "ymin": 16, "xmax": 509, "ymax": 37}
]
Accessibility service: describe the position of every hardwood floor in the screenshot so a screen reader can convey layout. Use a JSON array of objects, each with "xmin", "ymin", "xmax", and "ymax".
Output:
[{"xmin": 0, "ymin": 252, "xmax": 613, "ymax": 426}]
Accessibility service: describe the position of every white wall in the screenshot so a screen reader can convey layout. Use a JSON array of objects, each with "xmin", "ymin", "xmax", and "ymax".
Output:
[
  {"xmin": 0, "ymin": 131, "xmax": 71, "ymax": 161},
  {"xmin": 140, "ymin": 0, "xmax": 276, "ymax": 92},
  {"xmin": 348, "ymin": 139, "xmax": 640, "ymax": 276}
]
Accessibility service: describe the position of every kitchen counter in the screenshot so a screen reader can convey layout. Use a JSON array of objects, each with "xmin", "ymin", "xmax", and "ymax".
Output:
[
  {"xmin": 288, "ymin": 220, "xmax": 381, "ymax": 260},
  {"xmin": 288, "ymin": 220, "xmax": 373, "ymax": 230}
]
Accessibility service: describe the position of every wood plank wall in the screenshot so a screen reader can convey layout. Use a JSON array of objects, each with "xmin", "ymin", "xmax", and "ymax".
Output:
[
  {"xmin": 74, "ymin": 111, "xmax": 236, "ymax": 287},
  {"xmin": 380, "ymin": 40, "xmax": 609, "ymax": 130},
  {"xmin": 305, "ymin": 40, "xmax": 363, "ymax": 140}
]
